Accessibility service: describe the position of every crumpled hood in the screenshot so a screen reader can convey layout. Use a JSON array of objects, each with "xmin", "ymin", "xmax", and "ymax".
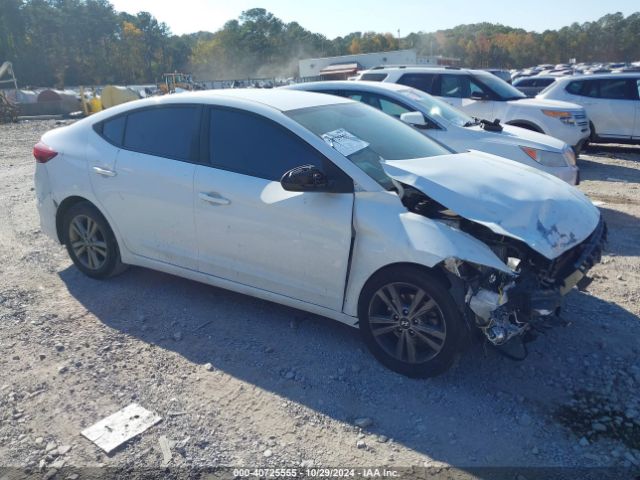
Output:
[{"xmin": 383, "ymin": 151, "xmax": 600, "ymax": 260}]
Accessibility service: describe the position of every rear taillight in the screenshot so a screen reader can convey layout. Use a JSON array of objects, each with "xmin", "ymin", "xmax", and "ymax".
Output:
[{"xmin": 33, "ymin": 141, "xmax": 58, "ymax": 163}]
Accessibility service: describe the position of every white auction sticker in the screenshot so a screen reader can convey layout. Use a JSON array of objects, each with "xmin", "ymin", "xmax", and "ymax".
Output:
[{"xmin": 321, "ymin": 128, "xmax": 369, "ymax": 157}]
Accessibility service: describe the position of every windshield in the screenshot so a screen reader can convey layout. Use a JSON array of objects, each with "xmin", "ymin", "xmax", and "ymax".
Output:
[
  {"xmin": 474, "ymin": 71, "xmax": 526, "ymax": 100},
  {"xmin": 397, "ymin": 88, "xmax": 476, "ymax": 127},
  {"xmin": 286, "ymin": 102, "xmax": 449, "ymax": 190}
]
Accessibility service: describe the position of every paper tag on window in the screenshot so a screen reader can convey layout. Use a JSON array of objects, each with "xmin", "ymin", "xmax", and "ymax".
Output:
[{"xmin": 321, "ymin": 128, "xmax": 369, "ymax": 157}]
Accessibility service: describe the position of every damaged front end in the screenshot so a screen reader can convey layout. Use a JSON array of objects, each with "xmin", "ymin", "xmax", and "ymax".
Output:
[
  {"xmin": 397, "ymin": 178, "xmax": 606, "ymax": 350},
  {"xmin": 456, "ymin": 218, "xmax": 606, "ymax": 346}
]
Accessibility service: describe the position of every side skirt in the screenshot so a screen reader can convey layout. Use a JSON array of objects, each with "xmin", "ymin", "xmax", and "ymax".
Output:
[{"xmin": 126, "ymin": 254, "xmax": 360, "ymax": 328}]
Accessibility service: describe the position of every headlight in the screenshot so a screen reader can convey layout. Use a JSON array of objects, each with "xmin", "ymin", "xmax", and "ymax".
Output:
[
  {"xmin": 520, "ymin": 146, "xmax": 569, "ymax": 167},
  {"xmin": 542, "ymin": 109, "xmax": 576, "ymax": 125}
]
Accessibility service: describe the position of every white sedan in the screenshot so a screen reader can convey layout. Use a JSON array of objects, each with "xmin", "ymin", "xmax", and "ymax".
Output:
[
  {"xmin": 34, "ymin": 90, "xmax": 605, "ymax": 377},
  {"xmin": 286, "ymin": 81, "xmax": 579, "ymax": 184}
]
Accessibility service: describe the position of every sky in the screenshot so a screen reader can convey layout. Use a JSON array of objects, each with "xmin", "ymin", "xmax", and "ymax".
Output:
[{"xmin": 108, "ymin": 0, "xmax": 639, "ymax": 38}]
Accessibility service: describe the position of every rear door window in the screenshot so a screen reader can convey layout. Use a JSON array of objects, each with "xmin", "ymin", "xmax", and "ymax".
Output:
[
  {"xmin": 397, "ymin": 73, "xmax": 436, "ymax": 93},
  {"xmin": 100, "ymin": 115, "xmax": 126, "ymax": 146},
  {"xmin": 123, "ymin": 106, "xmax": 201, "ymax": 161}
]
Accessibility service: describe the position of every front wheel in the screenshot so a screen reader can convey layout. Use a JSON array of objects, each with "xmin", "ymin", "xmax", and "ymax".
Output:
[
  {"xmin": 358, "ymin": 266, "xmax": 464, "ymax": 378},
  {"xmin": 62, "ymin": 202, "xmax": 126, "ymax": 279}
]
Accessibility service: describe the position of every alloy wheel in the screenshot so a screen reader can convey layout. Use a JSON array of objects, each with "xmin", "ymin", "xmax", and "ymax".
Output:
[
  {"xmin": 68, "ymin": 214, "xmax": 108, "ymax": 271},
  {"xmin": 367, "ymin": 282, "xmax": 447, "ymax": 363}
]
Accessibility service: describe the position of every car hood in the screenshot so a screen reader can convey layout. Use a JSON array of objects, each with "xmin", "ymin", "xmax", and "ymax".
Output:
[
  {"xmin": 507, "ymin": 97, "xmax": 584, "ymax": 111},
  {"xmin": 465, "ymin": 124, "xmax": 566, "ymax": 151},
  {"xmin": 382, "ymin": 151, "xmax": 600, "ymax": 259}
]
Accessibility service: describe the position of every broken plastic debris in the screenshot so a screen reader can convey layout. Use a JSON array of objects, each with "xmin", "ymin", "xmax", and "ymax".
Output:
[
  {"xmin": 80, "ymin": 403, "xmax": 162, "ymax": 453},
  {"xmin": 321, "ymin": 128, "xmax": 369, "ymax": 157}
]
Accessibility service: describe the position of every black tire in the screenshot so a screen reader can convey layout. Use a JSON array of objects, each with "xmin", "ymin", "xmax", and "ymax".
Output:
[
  {"xmin": 589, "ymin": 121, "xmax": 597, "ymax": 143},
  {"xmin": 62, "ymin": 202, "xmax": 126, "ymax": 279},
  {"xmin": 358, "ymin": 266, "xmax": 464, "ymax": 378}
]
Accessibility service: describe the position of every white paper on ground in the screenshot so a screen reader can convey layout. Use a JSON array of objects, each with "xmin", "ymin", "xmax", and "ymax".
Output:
[
  {"xmin": 321, "ymin": 128, "xmax": 369, "ymax": 157},
  {"xmin": 80, "ymin": 403, "xmax": 162, "ymax": 453}
]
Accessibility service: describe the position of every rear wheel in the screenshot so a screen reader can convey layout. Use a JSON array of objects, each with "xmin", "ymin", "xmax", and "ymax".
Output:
[
  {"xmin": 358, "ymin": 266, "xmax": 464, "ymax": 378},
  {"xmin": 62, "ymin": 202, "xmax": 126, "ymax": 279}
]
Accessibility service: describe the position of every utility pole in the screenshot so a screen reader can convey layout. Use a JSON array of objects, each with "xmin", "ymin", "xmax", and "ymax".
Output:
[{"xmin": 397, "ymin": 29, "xmax": 401, "ymax": 49}]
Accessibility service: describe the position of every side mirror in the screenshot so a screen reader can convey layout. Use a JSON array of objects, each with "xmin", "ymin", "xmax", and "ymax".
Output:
[
  {"xmin": 470, "ymin": 92, "xmax": 488, "ymax": 101},
  {"xmin": 400, "ymin": 111, "xmax": 427, "ymax": 127},
  {"xmin": 280, "ymin": 165, "xmax": 329, "ymax": 192}
]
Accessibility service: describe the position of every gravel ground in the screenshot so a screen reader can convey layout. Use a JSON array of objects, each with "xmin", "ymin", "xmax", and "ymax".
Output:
[{"xmin": 1, "ymin": 120, "xmax": 639, "ymax": 478}]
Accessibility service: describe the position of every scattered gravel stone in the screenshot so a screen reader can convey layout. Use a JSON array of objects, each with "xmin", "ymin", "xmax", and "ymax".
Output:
[
  {"xmin": 356, "ymin": 440, "xmax": 367, "ymax": 449},
  {"xmin": 518, "ymin": 414, "xmax": 532, "ymax": 427},
  {"xmin": 54, "ymin": 343, "xmax": 64, "ymax": 352},
  {"xmin": 263, "ymin": 449, "xmax": 273, "ymax": 458},
  {"xmin": 57, "ymin": 445, "xmax": 71, "ymax": 455},
  {"xmin": 203, "ymin": 363, "xmax": 213, "ymax": 371},
  {"xmin": 579, "ymin": 437, "xmax": 590, "ymax": 447}
]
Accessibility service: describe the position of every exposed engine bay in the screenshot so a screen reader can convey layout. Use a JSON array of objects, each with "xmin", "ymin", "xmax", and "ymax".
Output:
[{"xmin": 399, "ymin": 183, "xmax": 607, "ymax": 349}]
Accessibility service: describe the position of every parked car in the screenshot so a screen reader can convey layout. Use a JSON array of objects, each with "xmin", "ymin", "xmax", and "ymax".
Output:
[
  {"xmin": 513, "ymin": 76, "xmax": 557, "ymax": 97},
  {"xmin": 286, "ymin": 81, "xmax": 579, "ymax": 184},
  {"xmin": 357, "ymin": 67, "xmax": 591, "ymax": 152},
  {"xmin": 34, "ymin": 89, "xmax": 605, "ymax": 378},
  {"xmin": 537, "ymin": 73, "xmax": 640, "ymax": 144}
]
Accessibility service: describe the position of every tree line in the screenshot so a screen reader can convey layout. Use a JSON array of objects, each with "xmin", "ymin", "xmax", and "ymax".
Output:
[{"xmin": 1, "ymin": 1, "xmax": 639, "ymax": 87}]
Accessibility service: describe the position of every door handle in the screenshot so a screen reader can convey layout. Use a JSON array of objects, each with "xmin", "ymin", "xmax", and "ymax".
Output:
[
  {"xmin": 92, "ymin": 166, "xmax": 117, "ymax": 177},
  {"xmin": 198, "ymin": 192, "xmax": 230, "ymax": 206}
]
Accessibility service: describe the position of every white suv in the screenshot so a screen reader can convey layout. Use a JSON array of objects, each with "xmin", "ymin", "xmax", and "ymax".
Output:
[
  {"xmin": 359, "ymin": 67, "xmax": 591, "ymax": 152},
  {"xmin": 536, "ymin": 73, "xmax": 640, "ymax": 144}
]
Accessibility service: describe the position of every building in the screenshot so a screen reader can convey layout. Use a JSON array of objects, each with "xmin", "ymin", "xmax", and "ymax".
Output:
[{"xmin": 298, "ymin": 49, "xmax": 460, "ymax": 79}]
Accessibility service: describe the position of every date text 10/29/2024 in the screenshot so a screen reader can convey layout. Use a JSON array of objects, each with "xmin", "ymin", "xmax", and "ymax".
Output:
[{"xmin": 233, "ymin": 468, "xmax": 400, "ymax": 478}]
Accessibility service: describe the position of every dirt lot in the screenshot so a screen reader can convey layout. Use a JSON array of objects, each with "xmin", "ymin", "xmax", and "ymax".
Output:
[{"xmin": 1, "ymin": 120, "xmax": 640, "ymax": 478}]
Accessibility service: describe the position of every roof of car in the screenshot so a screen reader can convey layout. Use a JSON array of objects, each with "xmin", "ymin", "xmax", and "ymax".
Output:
[
  {"xmin": 552, "ymin": 72, "xmax": 640, "ymax": 82},
  {"xmin": 287, "ymin": 80, "xmax": 411, "ymax": 93},
  {"xmin": 165, "ymin": 88, "xmax": 353, "ymax": 111},
  {"xmin": 514, "ymin": 75, "xmax": 556, "ymax": 82},
  {"xmin": 360, "ymin": 66, "xmax": 485, "ymax": 75}
]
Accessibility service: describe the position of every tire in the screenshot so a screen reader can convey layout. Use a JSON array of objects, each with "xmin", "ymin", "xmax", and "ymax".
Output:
[
  {"xmin": 62, "ymin": 202, "xmax": 126, "ymax": 279},
  {"xmin": 358, "ymin": 266, "xmax": 464, "ymax": 378},
  {"xmin": 589, "ymin": 121, "xmax": 597, "ymax": 143}
]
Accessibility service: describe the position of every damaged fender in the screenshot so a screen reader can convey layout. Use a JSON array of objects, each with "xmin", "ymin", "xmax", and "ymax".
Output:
[{"xmin": 342, "ymin": 191, "xmax": 511, "ymax": 317}]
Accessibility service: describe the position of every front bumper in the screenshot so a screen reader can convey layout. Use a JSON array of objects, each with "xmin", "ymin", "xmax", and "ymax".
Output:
[{"xmin": 468, "ymin": 219, "xmax": 606, "ymax": 345}]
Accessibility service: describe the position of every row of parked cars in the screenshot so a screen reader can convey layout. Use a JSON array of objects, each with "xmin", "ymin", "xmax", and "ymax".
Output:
[
  {"xmin": 354, "ymin": 66, "xmax": 640, "ymax": 148},
  {"xmin": 511, "ymin": 62, "xmax": 640, "ymax": 82},
  {"xmin": 34, "ymin": 66, "xmax": 607, "ymax": 378}
]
